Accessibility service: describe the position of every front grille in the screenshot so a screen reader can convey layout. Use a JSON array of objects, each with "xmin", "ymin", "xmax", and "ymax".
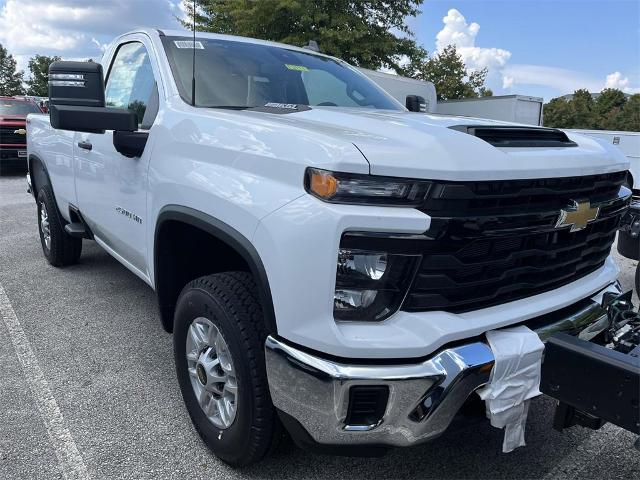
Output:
[
  {"xmin": 401, "ymin": 172, "xmax": 629, "ymax": 313},
  {"xmin": 421, "ymin": 171, "xmax": 626, "ymax": 219},
  {"xmin": 0, "ymin": 126, "xmax": 26, "ymax": 145}
]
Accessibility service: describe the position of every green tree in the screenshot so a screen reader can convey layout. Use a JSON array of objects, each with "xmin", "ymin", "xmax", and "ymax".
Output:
[
  {"xmin": 0, "ymin": 43, "xmax": 25, "ymax": 96},
  {"xmin": 544, "ymin": 89, "xmax": 638, "ymax": 131},
  {"xmin": 182, "ymin": 0, "xmax": 426, "ymax": 74},
  {"xmin": 543, "ymin": 97, "xmax": 573, "ymax": 128},
  {"xmin": 26, "ymin": 54, "xmax": 62, "ymax": 96},
  {"xmin": 414, "ymin": 45, "xmax": 489, "ymax": 100},
  {"xmin": 570, "ymin": 88, "xmax": 596, "ymax": 129},
  {"xmin": 620, "ymin": 94, "xmax": 640, "ymax": 131},
  {"xmin": 594, "ymin": 88, "xmax": 627, "ymax": 130}
]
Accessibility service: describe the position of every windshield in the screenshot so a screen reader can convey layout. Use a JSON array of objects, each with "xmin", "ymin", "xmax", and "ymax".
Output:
[
  {"xmin": 0, "ymin": 100, "xmax": 41, "ymax": 116},
  {"xmin": 162, "ymin": 36, "xmax": 401, "ymax": 111}
]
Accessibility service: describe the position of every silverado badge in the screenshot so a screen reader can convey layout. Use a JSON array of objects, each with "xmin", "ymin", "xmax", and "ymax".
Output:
[
  {"xmin": 13, "ymin": 128, "xmax": 26, "ymax": 135},
  {"xmin": 555, "ymin": 200, "xmax": 599, "ymax": 232}
]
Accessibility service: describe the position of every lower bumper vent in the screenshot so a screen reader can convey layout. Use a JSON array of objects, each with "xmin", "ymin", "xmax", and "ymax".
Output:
[{"xmin": 345, "ymin": 386, "xmax": 389, "ymax": 428}]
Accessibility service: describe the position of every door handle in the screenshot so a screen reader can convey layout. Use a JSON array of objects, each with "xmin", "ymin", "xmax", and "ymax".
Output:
[{"xmin": 77, "ymin": 141, "xmax": 92, "ymax": 151}]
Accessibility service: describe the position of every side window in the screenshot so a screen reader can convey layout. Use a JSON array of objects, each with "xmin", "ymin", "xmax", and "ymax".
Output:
[{"xmin": 105, "ymin": 42, "xmax": 157, "ymax": 127}]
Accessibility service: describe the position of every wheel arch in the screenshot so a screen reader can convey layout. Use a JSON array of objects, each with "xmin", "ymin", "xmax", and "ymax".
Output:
[
  {"xmin": 28, "ymin": 154, "xmax": 51, "ymax": 199},
  {"xmin": 153, "ymin": 205, "xmax": 277, "ymax": 335}
]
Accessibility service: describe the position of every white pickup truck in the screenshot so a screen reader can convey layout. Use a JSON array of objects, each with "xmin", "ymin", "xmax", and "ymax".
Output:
[{"xmin": 27, "ymin": 28, "xmax": 631, "ymax": 466}]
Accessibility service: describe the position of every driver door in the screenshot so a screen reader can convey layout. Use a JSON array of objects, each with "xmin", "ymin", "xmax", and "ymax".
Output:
[{"xmin": 74, "ymin": 39, "xmax": 159, "ymax": 280}]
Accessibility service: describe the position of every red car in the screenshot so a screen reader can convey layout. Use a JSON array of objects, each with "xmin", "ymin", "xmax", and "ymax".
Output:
[{"xmin": 0, "ymin": 97, "xmax": 43, "ymax": 171}]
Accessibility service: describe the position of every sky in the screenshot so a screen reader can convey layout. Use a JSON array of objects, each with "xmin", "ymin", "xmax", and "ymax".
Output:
[{"xmin": 0, "ymin": 0, "xmax": 638, "ymax": 101}]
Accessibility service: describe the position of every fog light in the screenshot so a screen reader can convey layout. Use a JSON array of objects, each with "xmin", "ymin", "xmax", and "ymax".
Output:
[
  {"xmin": 334, "ymin": 289, "xmax": 378, "ymax": 310},
  {"xmin": 334, "ymin": 247, "xmax": 420, "ymax": 321},
  {"xmin": 338, "ymin": 249, "xmax": 387, "ymax": 280}
]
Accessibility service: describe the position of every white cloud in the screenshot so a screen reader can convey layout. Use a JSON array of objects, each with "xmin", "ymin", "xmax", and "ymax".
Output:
[
  {"xmin": 501, "ymin": 65, "xmax": 640, "ymax": 95},
  {"xmin": 91, "ymin": 38, "xmax": 108, "ymax": 53},
  {"xmin": 501, "ymin": 64, "xmax": 604, "ymax": 93},
  {"xmin": 0, "ymin": 0, "xmax": 184, "ymax": 72},
  {"xmin": 502, "ymin": 76, "xmax": 514, "ymax": 89},
  {"xmin": 434, "ymin": 8, "xmax": 639, "ymax": 98},
  {"xmin": 0, "ymin": 1, "xmax": 89, "ymax": 54},
  {"xmin": 604, "ymin": 71, "xmax": 640, "ymax": 94},
  {"xmin": 435, "ymin": 9, "xmax": 511, "ymax": 71}
]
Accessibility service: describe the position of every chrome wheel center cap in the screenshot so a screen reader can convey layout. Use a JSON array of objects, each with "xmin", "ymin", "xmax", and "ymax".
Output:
[{"xmin": 196, "ymin": 363, "xmax": 207, "ymax": 385}]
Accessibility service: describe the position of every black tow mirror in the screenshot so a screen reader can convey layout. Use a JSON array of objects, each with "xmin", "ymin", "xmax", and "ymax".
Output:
[
  {"xmin": 406, "ymin": 95, "xmax": 426, "ymax": 113},
  {"xmin": 49, "ymin": 61, "xmax": 137, "ymax": 134},
  {"xmin": 113, "ymin": 131, "xmax": 148, "ymax": 158}
]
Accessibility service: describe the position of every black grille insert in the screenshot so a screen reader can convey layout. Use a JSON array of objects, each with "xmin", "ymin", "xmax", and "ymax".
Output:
[
  {"xmin": 404, "ymin": 172, "xmax": 629, "ymax": 313},
  {"xmin": 404, "ymin": 216, "xmax": 620, "ymax": 313},
  {"xmin": 0, "ymin": 126, "xmax": 26, "ymax": 145},
  {"xmin": 421, "ymin": 171, "xmax": 627, "ymax": 219}
]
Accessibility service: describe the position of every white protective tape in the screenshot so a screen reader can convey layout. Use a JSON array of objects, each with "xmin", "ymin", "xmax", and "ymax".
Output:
[{"xmin": 477, "ymin": 325, "xmax": 545, "ymax": 453}]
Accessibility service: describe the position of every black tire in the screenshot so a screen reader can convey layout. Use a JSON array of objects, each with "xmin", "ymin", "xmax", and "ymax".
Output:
[
  {"xmin": 37, "ymin": 185, "xmax": 82, "ymax": 267},
  {"xmin": 617, "ymin": 230, "xmax": 640, "ymax": 261},
  {"xmin": 173, "ymin": 272, "xmax": 281, "ymax": 467},
  {"xmin": 635, "ymin": 263, "xmax": 640, "ymax": 297}
]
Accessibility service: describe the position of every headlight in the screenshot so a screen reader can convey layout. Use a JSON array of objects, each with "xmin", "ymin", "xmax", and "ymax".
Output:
[
  {"xmin": 305, "ymin": 168, "xmax": 431, "ymax": 206},
  {"xmin": 334, "ymin": 247, "xmax": 421, "ymax": 321}
]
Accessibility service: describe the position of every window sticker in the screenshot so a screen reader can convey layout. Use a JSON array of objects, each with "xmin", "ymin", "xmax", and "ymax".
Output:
[
  {"xmin": 174, "ymin": 40, "xmax": 204, "ymax": 49},
  {"xmin": 285, "ymin": 64, "xmax": 309, "ymax": 72}
]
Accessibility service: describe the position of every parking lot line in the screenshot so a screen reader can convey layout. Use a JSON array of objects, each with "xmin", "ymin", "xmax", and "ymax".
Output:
[{"xmin": 0, "ymin": 283, "xmax": 89, "ymax": 480}]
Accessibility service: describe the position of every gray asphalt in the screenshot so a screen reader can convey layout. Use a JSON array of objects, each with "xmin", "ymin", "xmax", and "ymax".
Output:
[{"xmin": 0, "ymin": 172, "xmax": 638, "ymax": 480}]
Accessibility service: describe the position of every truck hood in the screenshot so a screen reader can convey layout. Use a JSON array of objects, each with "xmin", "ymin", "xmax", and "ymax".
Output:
[{"xmin": 241, "ymin": 107, "xmax": 628, "ymax": 180}]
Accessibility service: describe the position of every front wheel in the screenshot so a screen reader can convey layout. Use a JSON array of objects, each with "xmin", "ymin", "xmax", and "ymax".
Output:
[
  {"xmin": 37, "ymin": 185, "xmax": 82, "ymax": 267},
  {"xmin": 173, "ymin": 272, "xmax": 281, "ymax": 467}
]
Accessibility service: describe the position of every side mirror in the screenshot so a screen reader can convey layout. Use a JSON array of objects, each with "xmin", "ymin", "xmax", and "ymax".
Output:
[
  {"xmin": 406, "ymin": 95, "xmax": 426, "ymax": 113},
  {"xmin": 49, "ymin": 61, "xmax": 137, "ymax": 134}
]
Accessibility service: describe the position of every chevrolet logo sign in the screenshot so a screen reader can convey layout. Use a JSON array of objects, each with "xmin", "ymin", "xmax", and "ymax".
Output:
[
  {"xmin": 13, "ymin": 128, "xmax": 26, "ymax": 135},
  {"xmin": 555, "ymin": 200, "xmax": 599, "ymax": 232}
]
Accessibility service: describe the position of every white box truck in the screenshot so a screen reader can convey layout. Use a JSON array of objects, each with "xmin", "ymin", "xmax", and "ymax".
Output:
[
  {"xmin": 359, "ymin": 70, "xmax": 543, "ymax": 126},
  {"xmin": 357, "ymin": 67, "xmax": 437, "ymax": 113},
  {"xmin": 437, "ymin": 95, "xmax": 544, "ymax": 126}
]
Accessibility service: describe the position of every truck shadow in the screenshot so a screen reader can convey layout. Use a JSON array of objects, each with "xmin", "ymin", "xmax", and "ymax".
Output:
[
  {"xmin": 0, "ymin": 167, "xmax": 28, "ymax": 177},
  {"xmin": 248, "ymin": 396, "xmax": 635, "ymax": 480}
]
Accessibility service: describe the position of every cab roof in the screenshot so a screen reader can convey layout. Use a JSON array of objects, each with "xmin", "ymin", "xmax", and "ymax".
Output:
[{"xmin": 118, "ymin": 27, "xmax": 340, "ymax": 62}]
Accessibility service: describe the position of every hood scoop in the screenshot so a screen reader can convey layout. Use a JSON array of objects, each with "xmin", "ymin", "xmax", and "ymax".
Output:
[{"xmin": 450, "ymin": 125, "xmax": 577, "ymax": 148}]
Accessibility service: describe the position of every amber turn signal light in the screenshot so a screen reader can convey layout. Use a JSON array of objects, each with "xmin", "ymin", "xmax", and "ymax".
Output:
[{"xmin": 309, "ymin": 170, "xmax": 339, "ymax": 198}]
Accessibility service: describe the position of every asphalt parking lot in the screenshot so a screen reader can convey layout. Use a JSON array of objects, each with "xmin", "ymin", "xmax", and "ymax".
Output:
[{"xmin": 0, "ymin": 172, "xmax": 638, "ymax": 480}]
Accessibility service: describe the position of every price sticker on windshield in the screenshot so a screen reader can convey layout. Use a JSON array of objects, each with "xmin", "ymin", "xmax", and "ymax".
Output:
[
  {"xmin": 285, "ymin": 64, "xmax": 309, "ymax": 72},
  {"xmin": 174, "ymin": 40, "xmax": 204, "ymax": 49}
]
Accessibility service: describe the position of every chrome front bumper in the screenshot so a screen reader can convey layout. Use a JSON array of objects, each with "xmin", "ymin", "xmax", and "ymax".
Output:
[{"xmin": 265, "ymin": 282, "xmax": 622, "ymax": 448}]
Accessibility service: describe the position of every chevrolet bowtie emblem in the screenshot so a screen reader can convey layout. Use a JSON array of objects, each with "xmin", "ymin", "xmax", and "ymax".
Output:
[
  {"xmin": 555, "ymin": 200, "xmax": 599, "ymax": 232},
  {"xmin": 13, "ymin": 128, "xmax": 26, "ymax": 135}
]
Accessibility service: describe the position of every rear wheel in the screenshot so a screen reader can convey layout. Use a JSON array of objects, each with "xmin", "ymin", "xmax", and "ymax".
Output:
[
  {"xmin": 37, "ymin": 185, "xmax": 82, "ymax": 267},
  {"xmin": 173, "ymin": 272, "xmax": 280, "ymax": 467}
]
